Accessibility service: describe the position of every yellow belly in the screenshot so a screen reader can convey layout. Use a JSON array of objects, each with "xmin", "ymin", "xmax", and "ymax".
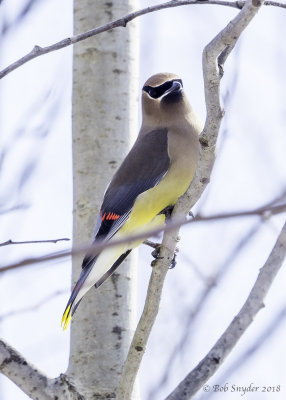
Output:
[{"xmin": 120, "ymin": 165, "xmax": 193, "ymax": 236}]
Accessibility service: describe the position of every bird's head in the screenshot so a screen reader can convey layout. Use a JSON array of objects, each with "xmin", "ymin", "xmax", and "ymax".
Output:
[{"xmin": 141, "ymin": 73, "xmax": 189, "ymax": 126}]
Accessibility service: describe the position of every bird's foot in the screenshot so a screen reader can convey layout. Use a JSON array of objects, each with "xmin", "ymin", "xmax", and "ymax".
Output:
[
  {"xmin": 151, "ymin": 244, "xmax": 163, "ymax": 267},
  {"xmin": 160, "ymin": 205, "xmax": 174, "ymax": 220},
  {"xmin": 169, "ymin": 249, "xmax": 178, "ymax": 269},
  {"xmin": 150, "ymin": 242, "xmax": 180, "ymax": 269},
  {"xmin": 151, "ymin": 245, "xmax": 163, "ymax": 259}
]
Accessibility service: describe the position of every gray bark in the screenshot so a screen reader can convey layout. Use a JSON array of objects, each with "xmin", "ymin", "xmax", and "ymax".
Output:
[{"xmin": 68, "ymin": 0, "xmax": 139, "ymax": 398}]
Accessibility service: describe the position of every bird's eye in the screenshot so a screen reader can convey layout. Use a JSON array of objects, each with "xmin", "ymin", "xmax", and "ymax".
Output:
[
  {"xmin": 143, "ymin": 79, "xmax": 183, "ymax": 99},
  {"xmin": 142, "ymin": 85, "xmax": 154, "ymax": 97}
]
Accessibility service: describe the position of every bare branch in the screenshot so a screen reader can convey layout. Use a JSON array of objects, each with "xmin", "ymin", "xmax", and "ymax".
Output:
[
  {"xmin": 0, "ymin": 339, "xmax": 85, "ymax": 399},
  {"xmin": 0, "ymin": 289, "xmax": 68, "ymax": 322},
  {"xmin": 265, "ymin": 0, "xmax": 286, "ymax": 7},
  {"xmin": 1, "ymin": 202, "xmax": 285, "ymax": 274},
  {"xmin": 116, "ymin": 0, "xmax": 267, "ymax": 397},
  {"xmin": 0, "ymin": 204, "xmax": 29, "ymax": 215},
  {"xmin": 118, "ymin": 222, "xmax": 179, "ymax": 400},
  {"xmin": 203, "ymin": 305, "xmax": 286, "ymax": 400},
  {"xmin": 0, "ymin": 0, "xmax": 285, "ymax": 80},
  {"xmin": 143, "ymin": 239, "xmax": 160, "ymax": 249},
  {"xmin": 0, "ymin": 340, "xmax": 51, "ymax": 400},
  {"xmin": 0, "ymin": 238, "xmax": 70, "ymax": 247},
  {"xmin": 166, "ymin": 220, "xmax": 286, "ymax": 399}
]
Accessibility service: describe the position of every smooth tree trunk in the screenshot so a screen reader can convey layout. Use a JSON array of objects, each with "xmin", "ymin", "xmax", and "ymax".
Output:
[{"xmin": 69, "ymin": 1, "xmax": 139, "ymax": 398}]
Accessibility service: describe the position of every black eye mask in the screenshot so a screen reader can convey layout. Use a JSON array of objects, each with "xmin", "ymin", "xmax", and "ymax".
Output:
[{"xmin": 143, "ymin": 79, "xmax": 183, "ymax": 99}]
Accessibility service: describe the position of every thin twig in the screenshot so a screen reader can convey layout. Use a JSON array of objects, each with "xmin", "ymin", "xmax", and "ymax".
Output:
[
  {"xmin": 143, "ymin": 240, "xmax": 159, "ymax": 249},
  {"xmin": 0, "ymin": 204, "xmax": 29, "ymax": 215},
  {"xmin": 265, "ymin": 0, "xmax": 286, "ymax": 7},
  {"xmin": 0, "ymin": 203, "xmax": 285, "ymax": 274},
  {"xmin": 0, "ymin": 0, "xmax": 285, "ymax": 80},
  {"xmin": 0, "ymin": 238, "xmax": 70, "ymax": 247},
  {"xmin": 0, "ymin": 289, "xmax": 68, "ymax": 322}
]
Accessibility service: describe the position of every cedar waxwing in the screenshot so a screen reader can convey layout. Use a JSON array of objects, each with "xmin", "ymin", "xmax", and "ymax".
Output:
[{"xmin": 62, "ymin": 73, "xmax": 202, "ymax": 329}]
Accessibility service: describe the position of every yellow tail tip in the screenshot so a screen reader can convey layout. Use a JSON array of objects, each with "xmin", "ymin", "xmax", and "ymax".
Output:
[{"xmin": 61, "ymin": 304, "xmax": 72, "ymax": 331}]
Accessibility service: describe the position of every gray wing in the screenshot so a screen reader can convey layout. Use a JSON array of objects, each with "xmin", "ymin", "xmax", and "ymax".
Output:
[{"xmin": 82, "ymin": 128, "xmax": 170, "ymax": 269}]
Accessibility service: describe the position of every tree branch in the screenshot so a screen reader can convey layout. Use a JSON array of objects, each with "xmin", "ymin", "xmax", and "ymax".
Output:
[
  {"xmin": 166, "ymin": 220, "xmax": 286, "ymax": 399},
  {"xmin": 117, "ymin": 0, "xmax": 266, "ymax": 398},
  {"xmin": 1, "ymin": 202, "xmax": 285, "ymax": 274},
  {"xmin": 208, "ymin": 305, "xmax": 286, "ymax": 395},
  {"xmin": 0, "ymin": 339, "xmax": 85, "ymax": 399},
  {"xmin": 0, "ymin": 340, "xmax": 51, "ymax": 400},
  {"xmin": 0, "ymin": 0, "xmax": 285, "ymax": 80},
  {"xmin": 0, "ymin": 204, "xmax": 29, "ymax": 215},
  {"xmin": 265, "ymin": 0, "xmax": 286, "ymax": 7},
  {"xmin": 0, "ymin": 238, "xmax": 70, "ymax": 247},
  {"xmin": 0, "ymin": 289, "xmax": 68, "ymax": 322}
]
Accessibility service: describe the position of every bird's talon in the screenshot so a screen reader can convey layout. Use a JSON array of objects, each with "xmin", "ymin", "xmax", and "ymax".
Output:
[
  {"xmin": 151, "ymin": 244, "xmax": 162, "ymax": 259},
  {"xmin": 151, "ymin": 248, "xmax": 158, "ymax": 258},
  {"xmin": 151, "ymin": 259, "xmax": 157, "ymax": 267},
  {"xmin": 169, "ymin": 252, "xmax": 177, "ymax": 269},
  {"xmin": 164, "ymin": 205, "xmax": 174, "ymax": 220}
]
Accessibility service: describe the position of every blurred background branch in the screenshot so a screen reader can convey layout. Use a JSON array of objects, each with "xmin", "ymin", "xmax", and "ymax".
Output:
[
  {"xmin": 1, "ymin": 201, "xmax": 285, "ymax": 274},
  {"xmin": 166, "ymin": 220, "xmax": 286, "ymax": 399},
  {"xmin": 0, "ymin": 238, "xmax": 70, "ymax": 247}
]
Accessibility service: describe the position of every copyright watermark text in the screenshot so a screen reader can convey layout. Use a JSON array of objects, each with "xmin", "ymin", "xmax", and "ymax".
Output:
[{"xmin": 203, "ymin": 383, "xmax": 281, "ymax": 396}]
